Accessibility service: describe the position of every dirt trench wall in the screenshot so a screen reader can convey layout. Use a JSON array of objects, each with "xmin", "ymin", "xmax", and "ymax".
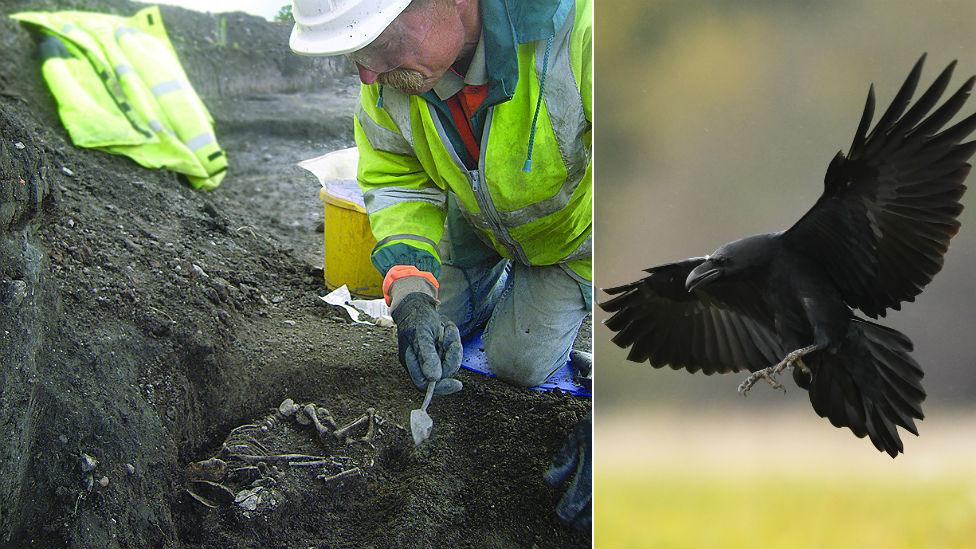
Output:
[
  {"xmin": 0, "ymin": 2, "xmax": 347, "ymax": 545},
  {"xmin": 0, "ymin": 108, "xmax": 59, "ymax": 542}
]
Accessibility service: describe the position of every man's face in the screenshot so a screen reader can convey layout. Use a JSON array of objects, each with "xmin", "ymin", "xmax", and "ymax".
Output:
[{"xmin": 348, "ymin": 1, "xmax": 465, "ymax": 95}]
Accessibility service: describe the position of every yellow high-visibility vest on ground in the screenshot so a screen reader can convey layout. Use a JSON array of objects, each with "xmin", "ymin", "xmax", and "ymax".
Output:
[{"xmin": 11, "ymin": 7, "xmax": 227, "ymax": 190}]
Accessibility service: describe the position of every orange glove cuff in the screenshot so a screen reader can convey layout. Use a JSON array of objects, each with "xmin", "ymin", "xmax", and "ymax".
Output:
[{"xmin": 382, "ymin": 265, "xmax": 439, "ymax": 306}]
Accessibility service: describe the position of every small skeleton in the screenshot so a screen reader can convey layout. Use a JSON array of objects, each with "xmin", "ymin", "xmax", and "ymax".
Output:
[{"xmin": 186, "ymin": 398, "xmax": 388, "ymax": 518}]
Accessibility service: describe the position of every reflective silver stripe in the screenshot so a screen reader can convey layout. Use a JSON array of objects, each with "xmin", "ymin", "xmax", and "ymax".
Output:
[
  {"xmin": 185, "ymin": 132, "xmax": 215, "ymax": 151},
  {"xmin": 356, "ymin": 105, "xmax": 413, "ymax": 156},
  {"xmin": 427, "ymin": 101, "xmax": 466, "ymax": 172},
  {"xmin": 563, "ymin": 233, "xmax": 592, "ymax": 261},
  {"xmin": 115, "ymin": 26, "xmax": 139, "ymax": 39},
  {"xmin": 539, "ymin": 3, "xmax": 590, "ymax": 179},
  {"xmin": 459, "ymin": 209, "xmax": 492, "ymax": 232},
  {"xmin": 364, "ymin": 186, "xmax": 446, "ymax": 215},
  {"xmin": 379, "ymin": 88, "xmax": 414, "ymax": 149},
  {"xmin": 559, "ymin": 262, "xmax": 590, "ymax": 284},
  {"xmin": 148, "ymin": 119, "xmax": 165, "ymax": 132},
  {"xmin": 61, "ymin": 24, "xmax": 77, "ymax": 34},
  {"xmin": 372, "ymin": 234, "xmax": 439, "ymax": 253},
  {"xmin": 151, "ymin": 80, "xmax": 185, "ymax": 96},
  {"xmin": 497, "ymin": 166, "xmax": 587, "ymax": 226},
  {"xmin": 115, "ymin": 64, "xmax": 135, "ymax": 77}
]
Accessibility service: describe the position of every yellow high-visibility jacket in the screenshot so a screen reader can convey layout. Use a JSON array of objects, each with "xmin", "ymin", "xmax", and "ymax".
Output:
[
  {"xmin": 12, "ymin": 7, "xmax": 227, "ymax": 190},
  {"xmin": 355, "ymin": 0, "xmax": 592, "ymax": 281}
]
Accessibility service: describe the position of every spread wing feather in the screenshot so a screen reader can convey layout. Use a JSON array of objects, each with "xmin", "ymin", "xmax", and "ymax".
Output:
[
  {"xmin": 784, "ymin": 55, "xmax": 974, "ymax": 318},
  {"xmin": 599, "ymin": 258, "xmax": 785, "ymax": 374}
]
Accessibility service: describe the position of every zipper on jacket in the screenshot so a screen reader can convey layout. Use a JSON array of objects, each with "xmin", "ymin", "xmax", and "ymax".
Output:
[
  {"xmin": 473, "ymin": 109, "xmax": 531, "ymax": 264},
  {"xmin": 467, "ymin": 168, "xmax": 530, "ymax": 265},
  {"xmin": 429, "ymin": 103, "xmax": 531, "ymax": 265}
]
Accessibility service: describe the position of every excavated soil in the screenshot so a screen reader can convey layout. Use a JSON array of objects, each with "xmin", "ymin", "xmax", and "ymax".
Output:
[{"xmin": 0, "ymin": 2, "xmax": 591, "ymax": 548}]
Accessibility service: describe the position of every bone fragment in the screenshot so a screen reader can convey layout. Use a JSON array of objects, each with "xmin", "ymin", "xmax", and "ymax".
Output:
[
  {"xmin": 333, "ymin": 411, "xmax": 371, "ymax": 440},
  {"xmin": 278, "ymin": 398, "xmax": 299, "ymax": 417},
  {"xmin": 317, "ymin": 466, "xmax": 362, "ymax": 484}
]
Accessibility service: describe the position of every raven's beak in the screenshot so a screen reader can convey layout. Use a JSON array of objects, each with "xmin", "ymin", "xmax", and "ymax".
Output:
[{"xmin": 685, "ymin": 262, "xmax": 722, "ymax": 292}]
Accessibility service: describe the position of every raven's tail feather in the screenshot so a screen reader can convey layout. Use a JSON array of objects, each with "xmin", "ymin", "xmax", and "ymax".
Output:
[{"xmin": 793, "ymin": 318, "xmax": 925, "ymax": 457}]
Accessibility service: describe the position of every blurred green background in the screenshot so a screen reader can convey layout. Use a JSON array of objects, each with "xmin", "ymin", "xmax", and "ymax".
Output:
[{"xmin": 594, "ymin": 1, "xmax": 976, "ymax": 548}]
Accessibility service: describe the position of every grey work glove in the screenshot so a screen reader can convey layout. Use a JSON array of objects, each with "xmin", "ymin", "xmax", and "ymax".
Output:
[
  {"xmin": 390, "ymin": 292, "xmax": 463, "ymax": 395},
  {"xmin": 570, "ymin": 350, "xmax": 593, "ymax": 390},
  {"xmin": 545, "ymin": 412, "xmax": 592, "ymax": 531}
]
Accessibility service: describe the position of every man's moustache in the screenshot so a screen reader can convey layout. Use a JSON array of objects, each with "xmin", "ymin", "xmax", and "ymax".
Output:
[{"xmin": 379, "ymin": 69, "xmax": 426, "ymax": 90}]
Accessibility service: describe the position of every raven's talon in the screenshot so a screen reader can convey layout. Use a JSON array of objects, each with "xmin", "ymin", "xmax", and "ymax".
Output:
[
  {"xmin": 763, "ymin": 371, "xmax": 786, "ymax": 393},
  {"xmin": 737, "ymin": 374, "xmax": 760, "ymax": 395},
  {"xmin": 737, "ymin": 363, "xmax": 787, "ymax": 395},
  {"xmin": 761, "ymin": 370, "xmax": 783, "ymax": 390},
  {"xmin": 738, "ymin": 344, "xmax": 824, "ymax": 395}
]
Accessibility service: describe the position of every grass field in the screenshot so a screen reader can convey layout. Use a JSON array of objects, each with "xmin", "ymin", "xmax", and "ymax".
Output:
[{"xmin": 596, "ymin": 409, "xmax": 976, "ymax": 549}]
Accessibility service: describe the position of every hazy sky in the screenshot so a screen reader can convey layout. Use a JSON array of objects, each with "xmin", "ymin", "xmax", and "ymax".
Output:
[{"xmin": 135, "ymin": 0, "xmax": 288, "ymax": 20}]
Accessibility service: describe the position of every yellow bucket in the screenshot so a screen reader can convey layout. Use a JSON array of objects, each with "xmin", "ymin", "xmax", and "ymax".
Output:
[{"xmin": 300, "ymin": 148, "xmax": 383, "ymax": 298}]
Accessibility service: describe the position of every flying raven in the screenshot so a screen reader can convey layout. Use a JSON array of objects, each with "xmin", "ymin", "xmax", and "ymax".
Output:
[{"xmin": 599, "ymin": 55, "xmax": 974, "ymax": 457}]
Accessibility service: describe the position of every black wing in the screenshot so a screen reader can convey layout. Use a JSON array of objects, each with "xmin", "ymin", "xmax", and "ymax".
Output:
[
  {"xmin": 783, "ymin": 55, "xmax": 975, "ymax": 318},
  {"xmin": 599, "ymin": 258, "xmax": 785, "ymax": 374}
]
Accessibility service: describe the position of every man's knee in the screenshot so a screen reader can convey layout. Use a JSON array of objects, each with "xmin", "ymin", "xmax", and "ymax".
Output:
[
  {"xmin": 485, "ymin": 336, "xmax": 565, "ymax": 388},
  {"xmin": 480, "ymin": 262, "xmax": 588, "ymax": 388}
]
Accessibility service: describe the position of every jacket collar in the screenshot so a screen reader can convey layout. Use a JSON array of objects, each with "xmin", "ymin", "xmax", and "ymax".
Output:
[
  {"xmin": 479, "ymin": 0, "xmax": 574, "ymax": 106},
  {"xmin": 432, "ymin": 31, "xmax": 488, "ymax": 100},
  {"xmin": 421, "ymin": 0, "xmax": 574, "ymax": 112}
]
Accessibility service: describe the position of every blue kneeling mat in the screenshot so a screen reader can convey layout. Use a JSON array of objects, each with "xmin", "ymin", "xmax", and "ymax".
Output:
[{"xmin": 459, "ymin": 331, "xmax": 591, "ymax": 397}]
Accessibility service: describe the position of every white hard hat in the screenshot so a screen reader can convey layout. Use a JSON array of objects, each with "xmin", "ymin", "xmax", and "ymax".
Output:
[{"xmin": 289, "ymin": 0, "xmax": 413, "ymax": 56}]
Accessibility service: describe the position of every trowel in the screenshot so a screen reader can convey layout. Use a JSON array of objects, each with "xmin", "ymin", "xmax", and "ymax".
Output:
[{"xmin": 410, "ymin": 381, "xmax": 437, "ymax": 446}]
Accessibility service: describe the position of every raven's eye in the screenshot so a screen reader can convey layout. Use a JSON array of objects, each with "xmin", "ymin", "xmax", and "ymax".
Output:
[{"xmin": 712, "ymin": 256, "xmax": 728, "ymax": 266}]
